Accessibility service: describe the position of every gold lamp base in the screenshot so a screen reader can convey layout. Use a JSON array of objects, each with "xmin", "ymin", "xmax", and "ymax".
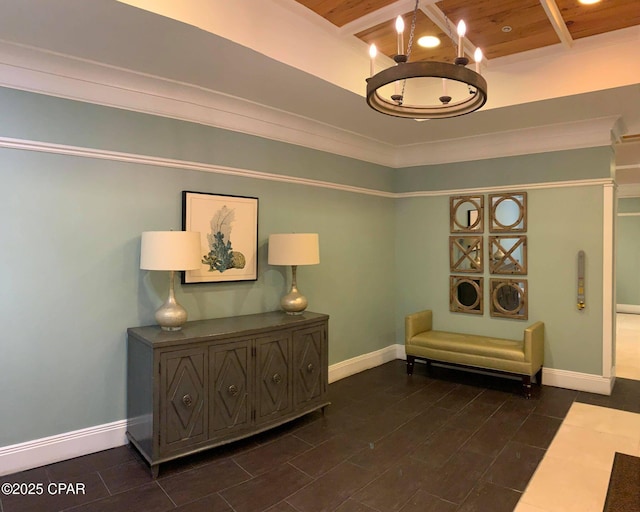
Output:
[
  {"xmin": 155, "ymin": 270, "xmax": 188, "ymax": 330},
  {"xmin": 280, "ymin": 265, "xmax": 308, "ymax": 315}
]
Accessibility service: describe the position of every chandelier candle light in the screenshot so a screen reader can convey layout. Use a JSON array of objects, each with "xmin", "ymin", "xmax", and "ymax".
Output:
[{"xmin": 366, "ymin": 0, "xmax": 487, "ymax": 119}]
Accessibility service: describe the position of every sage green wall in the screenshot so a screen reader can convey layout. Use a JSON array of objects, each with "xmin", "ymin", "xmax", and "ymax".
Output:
[
  {"xmin": 394, "ymin": 147, "xmax": 612, "ymax": 193},
  {"xmin": 0, "ymin": 86, "xmax": 615, "ymax": 449},
  {"xmin": 0, "ymin": 88, "xmax": 395, "ymax": 446},
  {"xmin": 395, "ymin": 149, "xmax": 610, "ymax": 376},
  {"xmin": 0, "ymin": 88, "xmax": 396, "ymax": 193},
  {"xmin": 617, "ymin": 198, "xmax": 640, "ymax": 305}
]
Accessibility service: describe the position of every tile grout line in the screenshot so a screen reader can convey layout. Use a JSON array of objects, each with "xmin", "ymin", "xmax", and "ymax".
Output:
[{"xmin": 155, "ymin": 479, "xmax": 177, "ymax": 508}]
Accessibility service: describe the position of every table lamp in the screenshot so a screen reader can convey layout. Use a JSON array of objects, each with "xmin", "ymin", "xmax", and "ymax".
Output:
[
  {"xmin": 140, "ymin": 231, "xmax": 202, "ymax": 330},
  {"xmin": 268, "ymin": 233, "xmax": 320, "ymax": 315}
]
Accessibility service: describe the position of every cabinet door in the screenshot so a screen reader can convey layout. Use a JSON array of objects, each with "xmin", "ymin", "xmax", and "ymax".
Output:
[
  {"xmin": 255, "ymin": 332, "xmax": 292, "ymax": 425},
  {"xmin": 209, "ymin": 339, "xmax": 252, "ymax": 437},
  {"xmin": 159, "ymin": 347, "xmax": 207, "ymax": 455},
  {"xmin": 293, "ymin": 323, "xmax": 327, "ymax": 407}
]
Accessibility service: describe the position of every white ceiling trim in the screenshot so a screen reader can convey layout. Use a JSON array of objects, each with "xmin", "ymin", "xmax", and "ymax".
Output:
[
  {"xmin": 539, "ymin": 0, "xmax": 574, "ymax": 49},
  {"xmin": 618, "ymin": 184, "xmax": 640, "ymax": 198},
  {"xmin": 337, "ymin": 0, "xmax": 418, "ymax": 36},
  {"xmin": 0, "ymin": 40, "xmax": 396, "ymax": 167},
  {"xmin": 0, "ymin": 40, "xmax": 621, "ymax": 170},
  {"xmin": 394, "ymin": 116, "xmax": 621, "ymax": 167}
]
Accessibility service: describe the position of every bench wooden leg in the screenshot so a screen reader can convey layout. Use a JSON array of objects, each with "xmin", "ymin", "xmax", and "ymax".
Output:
[
  {"xmin": 535, "ymin": 367, "xmax": 543, "ymax": 386},
  {"xmin": 406, "ymin": 355, "xmax": 415, "ymax": 375},
  {"xmin": 522, "ymin": 375, "xmax": 532, "ymax": 399}
]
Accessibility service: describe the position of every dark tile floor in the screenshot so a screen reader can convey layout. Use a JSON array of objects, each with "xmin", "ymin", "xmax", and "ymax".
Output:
[{"xmin": 2, "ymin": 361, "xmax": 639, "ymax": 512}]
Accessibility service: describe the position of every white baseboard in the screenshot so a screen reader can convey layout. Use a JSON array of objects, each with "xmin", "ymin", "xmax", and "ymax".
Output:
[
  {"xmin": 0, "ymin": 420, "xmax": 128, "ymax": 477},
  {"xmin": 542, "ymin": 367, "xmax": 613, "ymax": 395},
  {"xmin": 328, "ymin": 344, "xmax": 404, "ymax": 383},
  {"xmin": 617, "ymin": 304, "xmax": 640, "ymax": 314}
]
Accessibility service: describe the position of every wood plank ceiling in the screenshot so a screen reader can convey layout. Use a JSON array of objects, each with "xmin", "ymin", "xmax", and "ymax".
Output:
[{"xmin": 294, "ymin": 0, "xmax": 640, "ymax": 62}]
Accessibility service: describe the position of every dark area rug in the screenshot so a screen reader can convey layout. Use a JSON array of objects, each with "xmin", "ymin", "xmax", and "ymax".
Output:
[{"xmin": 602, "ymin": 452, "xmax": 640, "ymax": 512}]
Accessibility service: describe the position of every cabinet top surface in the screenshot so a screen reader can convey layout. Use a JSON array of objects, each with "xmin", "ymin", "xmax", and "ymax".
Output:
[{"xmin": 128, "ymin": 311, "xmax": 328, "ymax": 347}]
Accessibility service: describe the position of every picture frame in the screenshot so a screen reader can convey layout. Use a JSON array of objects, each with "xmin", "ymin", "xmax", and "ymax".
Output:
[{"xmin": 182, "ymin": 191, "xmax": 258, "ymax": 284}]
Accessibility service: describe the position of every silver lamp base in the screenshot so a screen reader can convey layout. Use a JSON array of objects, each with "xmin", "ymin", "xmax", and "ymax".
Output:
[
  {"xmin": 155, "ymin": 270, "xmax": 188, "ymax": 330},
  {"xmin": 280, "ymin": 265, "xmax": 308, "ymax": 315}
]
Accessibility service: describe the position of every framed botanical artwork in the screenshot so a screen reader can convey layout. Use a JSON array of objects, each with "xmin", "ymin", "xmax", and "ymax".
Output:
[{"xmin": 182, "ymin": 191, "xmax": 258, "ymax": 284}]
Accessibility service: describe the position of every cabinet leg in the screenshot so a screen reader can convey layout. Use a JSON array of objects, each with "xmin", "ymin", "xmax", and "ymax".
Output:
[
  {"xmin": 150, "ymin": 464, "xmax": 159, "ymax": 479},
  {"xmin": 406, "ymin": 355, "xmax": 415, "ymax": 375}
]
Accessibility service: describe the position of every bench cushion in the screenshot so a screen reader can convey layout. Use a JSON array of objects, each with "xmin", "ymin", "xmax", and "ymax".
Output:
[{"xmin": 410, "ymin": 331, "xmax": 525, "ymax": 362}]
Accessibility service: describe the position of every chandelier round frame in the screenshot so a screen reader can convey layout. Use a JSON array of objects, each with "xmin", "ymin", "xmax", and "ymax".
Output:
[
  {"xmin": 366, "ymin": 60, "xmax": 487, "ymax": 119},
  {"xmin": 365, "ymin": 0, "xmax": 488, "ymax": 120}
]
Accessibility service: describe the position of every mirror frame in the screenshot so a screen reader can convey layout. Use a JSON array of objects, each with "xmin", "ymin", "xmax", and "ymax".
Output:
[
  {"xmin": 489, "ymin": 192, "xmax": 527, "ymax": 233},
  {"xmin": 450, "ymin": 276, "xmax": 483, "ymax": 315},
  {"xmin": 450, "ymin": 236, "xmax": 483, "ymax": 273},
  {"xmin": 450, "ymin": 195, "xmax": 484, "ymax": 233},
  {"xmin": 489, "ymin": 278, "xmax": 528, "ymax": 320},
  {"xmin": 489, "ymin": 235, "xmax": 527, "ymax": 275}
]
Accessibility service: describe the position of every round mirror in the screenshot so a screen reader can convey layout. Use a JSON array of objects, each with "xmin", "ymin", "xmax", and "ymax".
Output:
[
  {"xmin": 490, "ymin": 193, "xmax": 527, "ymax": 232},
  {"xmin": 490, "ymin": 279, "xmax": 528, "ymax": 320},
  {"xmin": 457, "ymin": 281, "xmax": 478, "ymax": 307},
  {"xmin": 495, "ymin": 283, "xmax": 521, "ymax": 312},
  {"xmin": 450, "ymin": 276, "xmax": 483, "ymax": 314},
  {"xmin": 450, "ymin": 195, "xmax": 483, "ymax": 233}
]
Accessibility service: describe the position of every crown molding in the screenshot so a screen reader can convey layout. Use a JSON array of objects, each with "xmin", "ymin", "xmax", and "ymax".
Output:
[
  {"xmin": 394, "ymin": 116, "xmax": 621, "ymax": 167},
  {"xmin": 618, "ymin": 183, "xmax": 640, "ymax": 198},
  {"xmin": 0, "ymin": 40, "xmax": 397, "ymax": 167},
  {"xmin": 0, "ymin": 40, "xmax": 621, "ymax": 170}
]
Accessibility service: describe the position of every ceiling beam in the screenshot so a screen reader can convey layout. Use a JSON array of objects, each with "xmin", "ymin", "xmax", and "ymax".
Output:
[
  {"xmin": 338, "ymin": 0, "xmax": 421, "ymax": 36},
  {"xmin": 539, "ymin": 0, "xmax": 574, "ymax": 48},
  {"xmin": 420, "ymin": 3, "xmax": 482, "ymax": 63}
]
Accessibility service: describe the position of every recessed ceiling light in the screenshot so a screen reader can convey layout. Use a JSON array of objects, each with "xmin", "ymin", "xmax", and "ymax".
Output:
[
  {"xmin": 502, "ymin": 26, "xmax": 512, "ymax": 33},
  {"xmin": 417, "ymin": 35, "xmax": 441, "ymax": 48},
  {"xmin": 579, "ymin": 0, "xmax": 601, "ymax": 4}
]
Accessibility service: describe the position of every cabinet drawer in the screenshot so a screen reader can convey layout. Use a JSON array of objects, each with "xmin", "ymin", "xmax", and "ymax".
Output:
[
  {"xmin": 255, "ymin": 332, "xmax": 292, "ymax": 425},
  {"xmin": 293, "ymin": 324, "xmax": 327, "ymax": 407},
  {"xmin": 159, "ymin": 347, "xmax": 207, "ymax": 455},
  {"xmin": 209, "ymin": 340, "xmax": 252, "ymax": 437}
]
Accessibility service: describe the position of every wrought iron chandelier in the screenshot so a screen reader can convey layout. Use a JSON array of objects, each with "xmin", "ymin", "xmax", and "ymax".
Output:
[{"xmin": 366, "ymin": 0, "xmax": 487, "ymax": 119}]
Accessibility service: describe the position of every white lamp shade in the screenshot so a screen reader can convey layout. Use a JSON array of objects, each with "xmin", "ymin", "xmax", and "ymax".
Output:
[
  {"xmin": 140, "ymin": 231, "xmax": 202, "ymax": 271},
  {"xmin": 268, "ymin": 233, "xmax": 320, "ymax": 266}
]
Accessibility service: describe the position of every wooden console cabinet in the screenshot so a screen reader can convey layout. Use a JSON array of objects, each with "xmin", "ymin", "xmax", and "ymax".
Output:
[{"xmin": 126, "ymin": 311, "xmax": 329, "ymax": 477}]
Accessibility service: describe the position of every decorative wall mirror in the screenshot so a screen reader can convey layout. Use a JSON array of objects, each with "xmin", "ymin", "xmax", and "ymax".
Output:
[
  {"xmin": 450, "ymin": 236, "xmax": 483, "ymax": 273},
  {"xmin": 489, "ymin": 192, "xmax": 527, "ymax": 232},
  {"xmin": 450, "ymin": 195, "xmax": 484, "ymax": 233},
  {"xmin": 450, "ymin": 276, "xmax": 483, "ymax": 315},
  {"xmin": 489, "ymin": 236, "xmax": 527, "ymax": 274},
  {"xmin": 490, "ymin": 278, "xmax": 528, "ymax": 320}
]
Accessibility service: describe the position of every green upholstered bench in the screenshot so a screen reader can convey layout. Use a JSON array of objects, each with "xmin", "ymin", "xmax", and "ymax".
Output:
[{"xmin": 405, "ymin": 309, "xmax": 544, "ymax": 398}]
